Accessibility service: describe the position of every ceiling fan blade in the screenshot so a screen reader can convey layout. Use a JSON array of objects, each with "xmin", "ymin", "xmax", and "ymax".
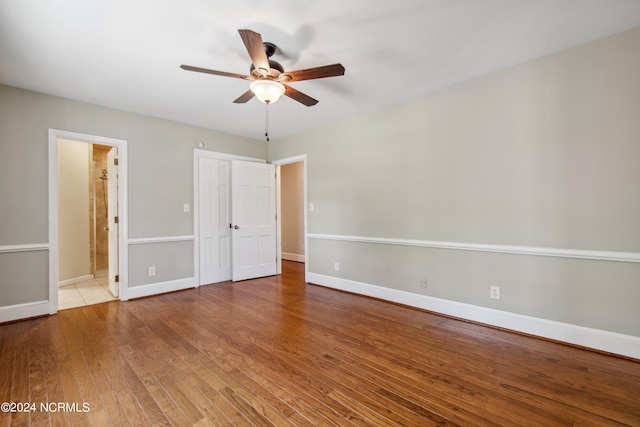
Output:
[
  {"xmin": 283, "ymin": 84, "xmax": 319, "ymax": 107},
  {"xmin": 280, "ymin": 64, "xmax": 345, "ymax": 82},
  {"xmin": 180, "ymin": 64, "xmax": 252, "ymax": 80},
  {"xmin": 238, "ymin": 29, "xmax": 270, "ymax": 75},
  {"xmin": 233, "ymin": 89, "xmax": 255, "ymax": 104}
]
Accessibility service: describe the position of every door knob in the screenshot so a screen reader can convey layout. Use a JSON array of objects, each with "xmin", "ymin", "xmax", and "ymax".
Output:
[{"xmin": 234, "ymin": 225, "xmax": 239, "ymax": 229}]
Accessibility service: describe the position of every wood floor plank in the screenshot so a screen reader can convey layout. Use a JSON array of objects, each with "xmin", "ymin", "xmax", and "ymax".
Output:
[
  {"xmin": 117, "ymin": 351, "xmax": 173, "ymax": 426},
  {"xmin": 94, "ymin": 343, "xmax": 153, "ymax": 426},
  {"xmin": 196, "ymin": 294, "xmax": 369, "ymax": 424},
  {"xmin": 41, "ymin": 328, "xmax": 71, "ymax": 427},
  {"xmin": 82, "ymin": 345, "xmax": 131, "ymax": 426},
  {"xmin": 186, "ymin": 342, "xmax": 314, "ymax": 427},
  {"xmin": 26, "ymin": 330, "xmax": 50, "ymax": 427},
  {"xmin": 121, "ymin": 346, "xmax": 198, "ymax": 426},
  {"xmin": 164, "ymin": 316, "xmax": 309, "ymax": 426},
  {"xmin": 190, "ymin": 338, "xmax": 356, "ymax": 426},
  {"xmin": 207, "ymin": 282, "xmax": 501, "ymax": 425},
  {"xmin": 8, "ymin": 324, "xmax": 29, "ymax": 427},
  {"xmin": 128, "ymin": 300, "xmax": 243, "ymax": 425},
  {"xmin": 1, "ymin": 261, "xmax": 639, "ymax": 426},
  {"xmin": 318, "ymin": 318, "xmax": 570, "ymax": 424},
  {"xmin": 58, "ymin": 310, "xmax": 109, "ymax": 426},
  {"xmin": 162, "ymin": 350, "xmax": 254, "ymax": 425},
  {"xmin": 213, "ymin": 304, "xmax": 430, "ymax": 426},
  {"xmin": 307, "ymin": 291, "xmax": 636, "ymax": 425}
]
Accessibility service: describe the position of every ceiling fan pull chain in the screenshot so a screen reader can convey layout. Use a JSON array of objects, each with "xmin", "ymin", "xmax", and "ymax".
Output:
[{"xmin": 265, "ymin": 101, "xmax": 270, "ymax": 142}]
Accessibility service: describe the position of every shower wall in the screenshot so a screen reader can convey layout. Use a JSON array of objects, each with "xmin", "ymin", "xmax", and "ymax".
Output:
[{"xmin": 92, "ymin": 145, "xmax": 110, "ymax": 275}]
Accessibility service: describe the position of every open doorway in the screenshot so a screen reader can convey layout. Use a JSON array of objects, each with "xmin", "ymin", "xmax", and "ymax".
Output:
[
  {"xmin": 273, "ymin": 155, "xmax": 307, "ymax": 279},
  {"xmin": 56, "ymin": 140, "xmax": 116, "ymax": 309},
  {"xmin": 48, "ymin": 129, "xmax": 128, "ymax": 314},
  {"xmin": 279, "ymin": 161, "xmax": 305, "ymax": 263}
]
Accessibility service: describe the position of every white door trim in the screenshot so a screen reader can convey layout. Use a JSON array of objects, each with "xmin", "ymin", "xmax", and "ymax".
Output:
[
  {"xmin": 193, "ymin": 149, "xmax": 265, "ymax": 286},
  {"xmin": 271, "ymin": 155, "xmax": 308, "ymax": 282},
  {"xmin": 107, "ymin": 146, "xmax": 119, "ymax": 297},
  {"xmin": 48, "ymin": 129, "xmax": 129, "ymax": 312}
]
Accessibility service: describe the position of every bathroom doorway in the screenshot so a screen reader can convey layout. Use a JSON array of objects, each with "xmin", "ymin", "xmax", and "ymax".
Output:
[
  {"xmin": 56, "ymin": 140, "xmax": 117, "ymax": 310},
  {"xmin": 49, "ymin": 129, "xmax": 128, "ymax": 313}
]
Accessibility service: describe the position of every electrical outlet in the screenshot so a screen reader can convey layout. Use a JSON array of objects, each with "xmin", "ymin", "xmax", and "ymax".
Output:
[
  {"xmin": 183, "ymin": 203, "xmax": 190, "ymax": 213},
  {"xmin": 490, "ymin": 285, "xmax": 500, "ymax": 300},
  {"xmin": 148, "ymin": 266, "xmax": 156, "ymax": 277},
  {"xmin": 334, "ymin": 262, "xmax": 340, "ymax": 272},
  {"xmin": 419, "ymin": 276, "xmax": 428, "ymax": 287}
]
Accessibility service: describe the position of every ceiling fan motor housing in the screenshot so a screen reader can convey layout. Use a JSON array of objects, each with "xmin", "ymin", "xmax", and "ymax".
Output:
[
  {"xmin": 250, "ymin": 59, "xmax": 285, "ymax": 79},
  {"xmin": 263, "ymin": 42, "xmax": 277, "ymax": 58}
]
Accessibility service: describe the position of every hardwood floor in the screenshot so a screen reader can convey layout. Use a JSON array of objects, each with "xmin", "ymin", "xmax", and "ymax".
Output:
[{"xmin": 1, "ymin": 261, "xmax": 639, "ymax": 426}]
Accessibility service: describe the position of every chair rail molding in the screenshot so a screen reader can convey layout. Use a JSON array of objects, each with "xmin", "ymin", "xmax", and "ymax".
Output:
[
  {"xmin": 0, "ymin": 243, "xmax": 49, "ymax": 254},
  {"xmin": 128, "ymin": 235, "xmax": 195, "ymax": 245},
  {"xmin": 307, "ymin": 233, "xmax": 640, "ymax": 263}
]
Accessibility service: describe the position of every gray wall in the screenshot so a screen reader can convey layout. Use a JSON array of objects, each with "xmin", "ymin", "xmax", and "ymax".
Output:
[
  {"xmin": 0, "ymin": 84, "xmax": 265, "ymax": 306},
  {"xmin": 269, "ymin": 27, "xmax": 640, "ymax": 337}
]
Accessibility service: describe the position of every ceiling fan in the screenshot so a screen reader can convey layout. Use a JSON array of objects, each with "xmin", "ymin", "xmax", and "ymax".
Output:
[{"xmin": 180, "ymin": 29, "xmax": 345, "ymax": 107}]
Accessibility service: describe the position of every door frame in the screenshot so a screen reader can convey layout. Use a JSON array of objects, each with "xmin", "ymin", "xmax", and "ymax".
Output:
[
  {"xmin": 272, "ymin": 155, "xmax": 307, "ymax": 282},
  {"xmin": 48, "ymin": 129, "xmax": 129, "ymax": 313},
  {"xmin": 106, "ymin": 146, "xmax": 119, "ymax": 297},
  {"xmin": 193, "ymin": 149, "xmax": 265, "ymax": 286}
]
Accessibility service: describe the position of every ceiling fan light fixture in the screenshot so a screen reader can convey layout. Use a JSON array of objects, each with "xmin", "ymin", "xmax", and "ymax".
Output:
[{"xmin": 250, "ymin": 80, "xmax": 285, "ymax": 104}]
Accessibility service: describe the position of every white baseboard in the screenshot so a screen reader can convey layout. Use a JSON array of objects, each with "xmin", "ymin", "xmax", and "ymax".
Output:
[
  {"xmin": 0, "ymin": 300, "xmax": 50, "ymax": 324},
  {"xmin": 307, "ymin": 272, "xmax": 640, "ymax": 360},
  {"xmin": 123, "ymin": 277, "xmax": 196, "ymax": 301},
  {"xmin": 58, "ymin": 274, "xmax": 94, "ymax": 288},
  {"xmin": 282, "ymin": 252, "xmax": 305, "ymax": 263}
]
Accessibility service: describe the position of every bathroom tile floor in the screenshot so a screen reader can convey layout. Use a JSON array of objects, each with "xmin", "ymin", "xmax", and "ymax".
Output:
[{"xmin": 58, "ymin": 277, "xmax": 117, "ymax": 310}]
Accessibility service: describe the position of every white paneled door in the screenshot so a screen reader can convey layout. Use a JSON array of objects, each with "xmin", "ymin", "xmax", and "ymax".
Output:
[
  {"xmin": 198, "ymin": 157, "xmax": 232, "ymax": 284},
  {"xmin": 231, "ymin": 160, "xmax": 276, "ymax": 281},
  {"xmin": 107, "ymin": 147, "xmax": 119, "ymax": 297}
]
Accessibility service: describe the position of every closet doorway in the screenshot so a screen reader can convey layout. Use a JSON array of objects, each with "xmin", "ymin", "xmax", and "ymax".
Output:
[
  {"xmin": 277, "ymin": 160, "xmax": 306, "ymax": 264},
  {"xmin": 194, "ymin": 151, "xmax": 307, "ymax": 285}
]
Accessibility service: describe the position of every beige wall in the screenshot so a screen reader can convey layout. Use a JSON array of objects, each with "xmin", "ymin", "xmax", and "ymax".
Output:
[
  {"xmin": 57, "ymin": 139, "xmax": 91, "ymax": 282},
  {"xmin": 280, "ymin": 161, "xmax": 305, "ymax": 260},
  {"xmin": 269, "ymin": 27, "xmax": 640, "ymax": 338}
]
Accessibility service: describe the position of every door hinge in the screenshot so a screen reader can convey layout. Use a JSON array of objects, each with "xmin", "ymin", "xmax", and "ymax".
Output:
[
  {"xmin": 114, "ymin": 158, "xmax": 119, "ymax": 166},
  {"xmin": 115, "ymin": 274, "xmax": 119, "ymax": 283},
  {"xmin": 114, "ymin": 216, "xmax": 119, "ymax": 224}
]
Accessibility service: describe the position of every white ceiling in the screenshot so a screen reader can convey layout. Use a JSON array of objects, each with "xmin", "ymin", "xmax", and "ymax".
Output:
[{"xmin": 2, "ymin": 0, "xmax": 640, "ymax": 141}]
